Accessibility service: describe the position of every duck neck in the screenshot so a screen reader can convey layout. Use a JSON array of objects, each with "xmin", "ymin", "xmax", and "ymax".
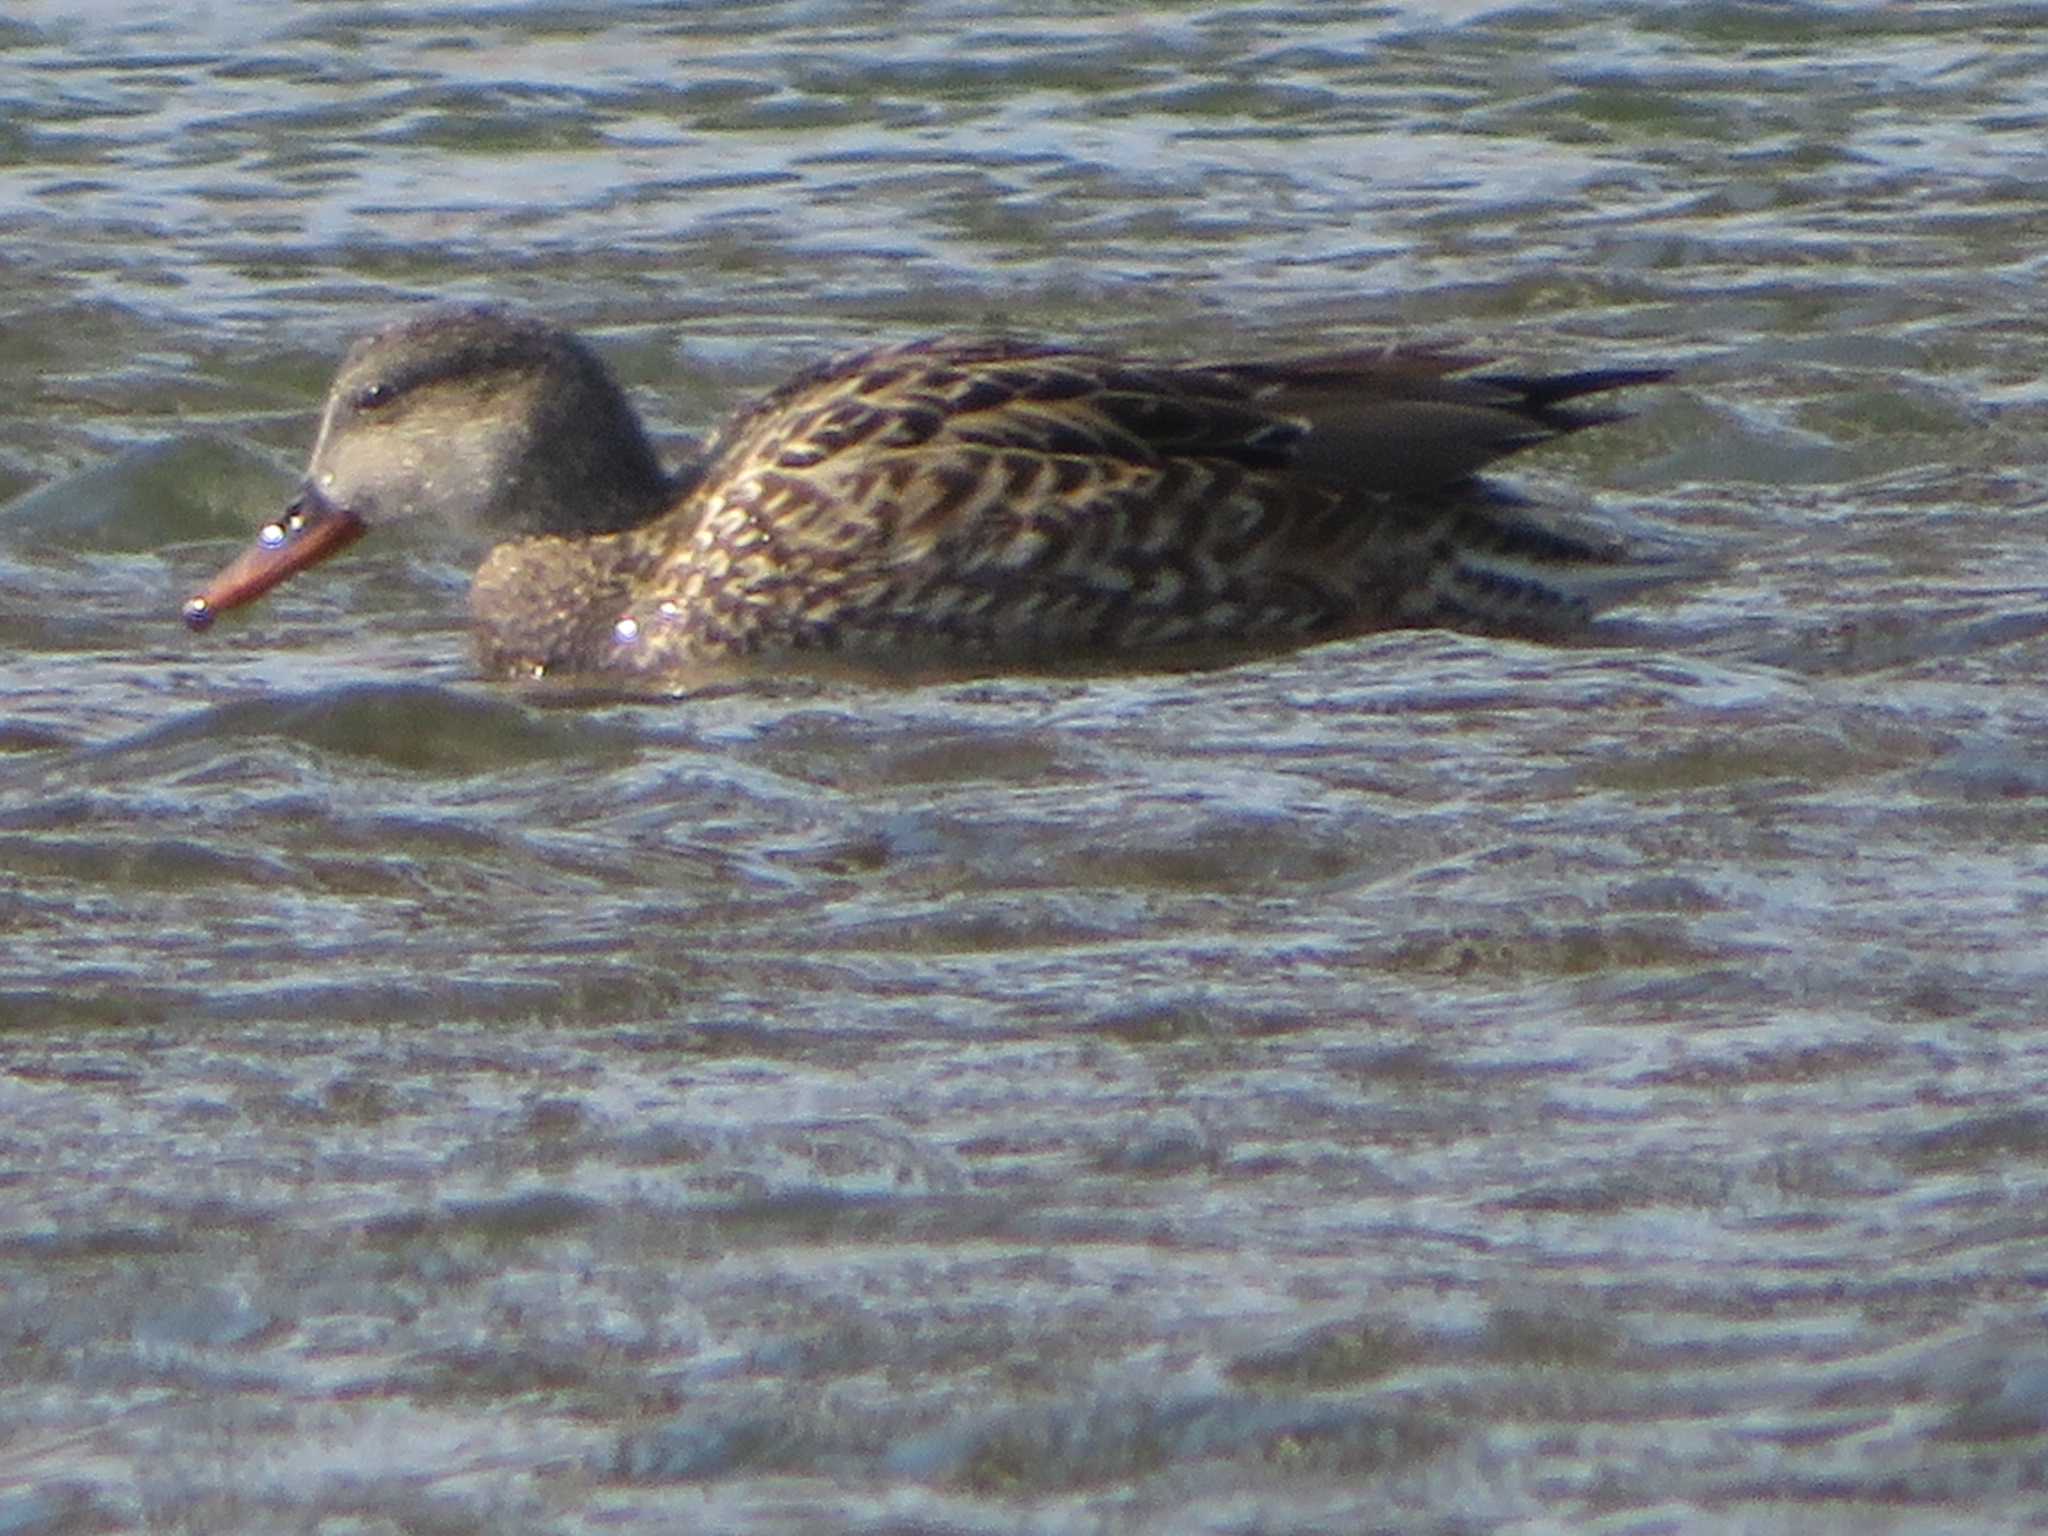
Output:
[{"xmin": 530, "ymin": 417, "xmax": 675, "ymax": 538}]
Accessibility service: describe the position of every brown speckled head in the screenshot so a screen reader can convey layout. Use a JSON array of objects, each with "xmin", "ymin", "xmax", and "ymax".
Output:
[{"xmin": 184, "ymin": 305, "xmax": 671, "ymax": 630}]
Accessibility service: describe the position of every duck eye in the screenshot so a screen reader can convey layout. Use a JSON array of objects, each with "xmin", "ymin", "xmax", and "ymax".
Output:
[{"xmin": 352, "ymin": 380, "xmax": 397, "ymax": 412}]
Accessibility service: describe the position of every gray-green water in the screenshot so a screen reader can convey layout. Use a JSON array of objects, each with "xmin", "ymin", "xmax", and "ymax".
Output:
[{"xmin": 4, "ymin": 3, "xmax": 2048, "ymax": 1532}]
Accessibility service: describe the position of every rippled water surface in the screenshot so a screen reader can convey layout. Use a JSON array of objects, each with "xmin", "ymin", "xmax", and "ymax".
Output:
[{"xmin": 5, "ymin": 3, "xmax": 2048, "ymax": 1532}]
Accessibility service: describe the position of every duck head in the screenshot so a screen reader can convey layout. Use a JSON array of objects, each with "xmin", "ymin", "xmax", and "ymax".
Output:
[{"xmin": 184, "ymin": 305, "xmax": 670, "ymax": 630}]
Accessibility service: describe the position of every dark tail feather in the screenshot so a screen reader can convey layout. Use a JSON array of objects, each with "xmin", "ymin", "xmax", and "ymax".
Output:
[{"xmin": 1474, "ymin": 366, "xmax": 1676, "ymax": 429}]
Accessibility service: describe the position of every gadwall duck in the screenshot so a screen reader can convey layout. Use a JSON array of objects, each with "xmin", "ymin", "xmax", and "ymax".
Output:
[{"xmin": 185, "ymin": 305, "xmax": 1687, "ymax": 681}]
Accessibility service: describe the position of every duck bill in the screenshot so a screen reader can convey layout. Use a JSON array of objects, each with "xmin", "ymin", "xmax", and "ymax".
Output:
[{"xmin": 183, "ymin": 487, "xmax": 367, "ymax": 631}]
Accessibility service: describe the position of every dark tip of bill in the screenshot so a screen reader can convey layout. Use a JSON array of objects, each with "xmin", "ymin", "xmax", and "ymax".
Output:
[{"xmin": 182, "ymin": 596, "xmax": 215, "ymax": 632}]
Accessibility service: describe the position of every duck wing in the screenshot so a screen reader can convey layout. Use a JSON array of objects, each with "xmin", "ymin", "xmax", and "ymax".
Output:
[{"xmin": 641, "ymin": 339, "xmax": 1674, "ymax": 665}]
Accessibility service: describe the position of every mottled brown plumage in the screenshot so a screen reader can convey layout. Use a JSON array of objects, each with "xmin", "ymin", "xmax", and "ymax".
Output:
[{"xmin": 184, "ymin": 306, "xmax": 1690, "ymax": 681}]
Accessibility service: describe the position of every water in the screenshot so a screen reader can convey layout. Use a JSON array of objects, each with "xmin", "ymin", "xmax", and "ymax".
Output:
[{"xmin": 4, "ymin": 2, "xmax": 2048, "ymax": 1531}]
